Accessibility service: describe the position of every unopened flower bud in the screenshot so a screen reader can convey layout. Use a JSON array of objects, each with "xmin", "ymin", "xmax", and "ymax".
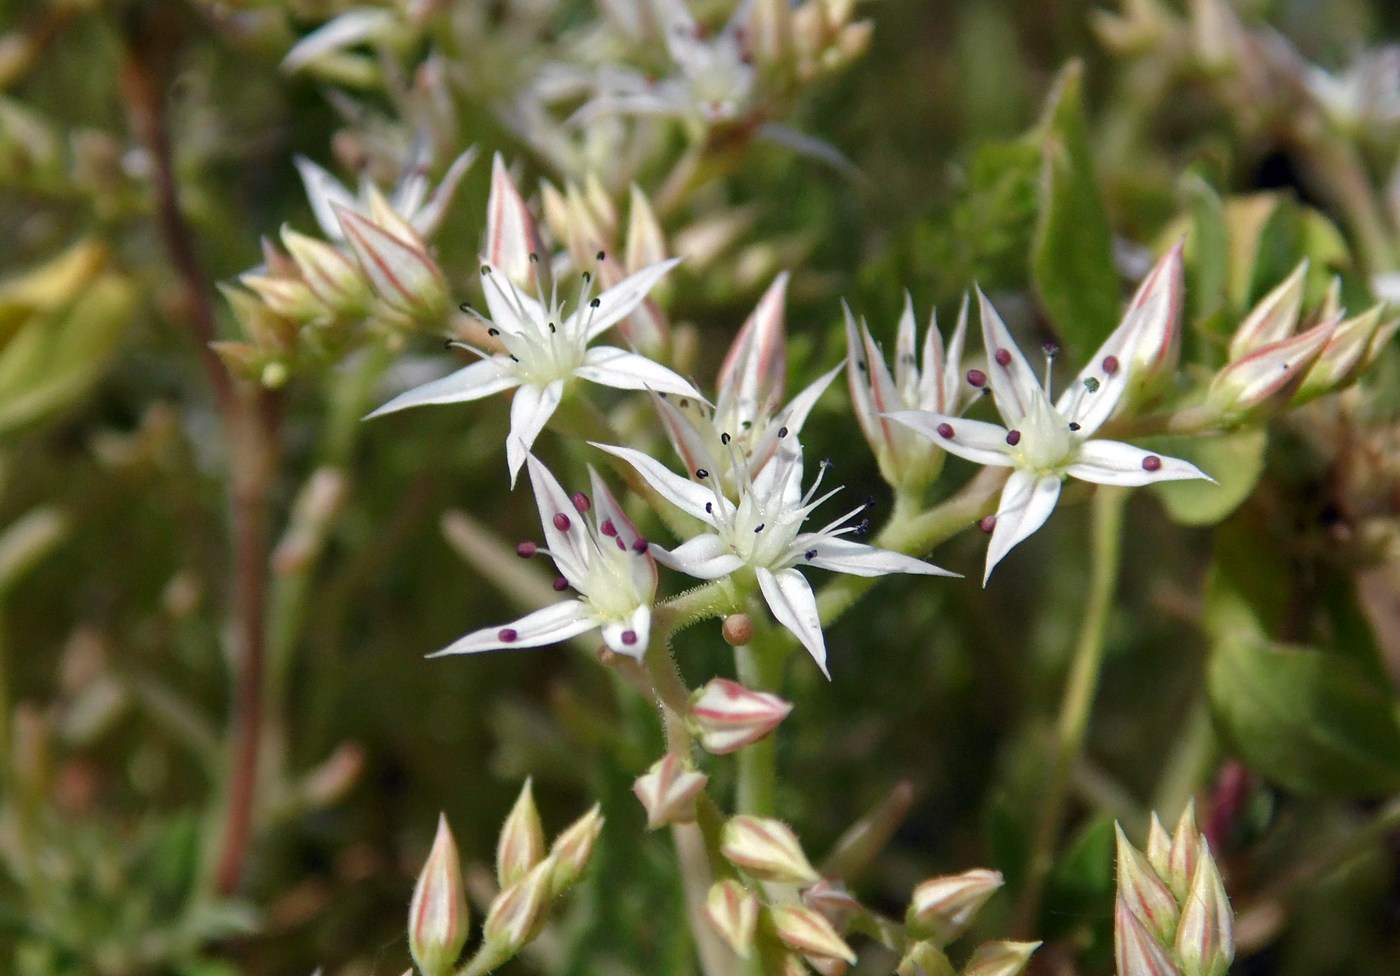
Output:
[
  {"xmin": 408, "ymin": 814, "xmax": 468, "ymax": 976},
  {"xmin": 548, "ymin": 803, "xmax": 603, "ymax": 895},
  {"xmin": 1146, "ymin": 812, "xmax": 1173, "ymax": 886},
  {"xmin": 1228, "ymin": 261, "xmax": 1308, "ymax": 360},
  {"xmin": 1116, "ymin": 896, "xmax": 1183, "ymax": 976},
  {"xmin": 625, "ymin": 185, "xmax": 668, "ymax": 273},
  {"xmin": 281, "ymin": 225, "xmax": 371, "ymax": 316},
  {"xmin": 802, "ymin": 878, "xmax": 862, "ymax": 930},
  {"xmin": 962, "ymin": 940, "xmax": 1041, "ymax": 976},
  {"xmin": 896, "ymin": 942, "xmax": 957, "ymax": 976},
  {"xmin": 219, "ymin": 283, "xmax": 297, "ymax": 353},
  {"xmin": 486, "ymin": 153, "xmax": 549, "ymax": 292},
  {"xmin": 334, "ymin": 205, "xmax": 447, "ymax": 323},
  {"xmin": 705, "ymin": 879, "xmax": 760, "ymax": 958},
  {"xmin": 1167, "ymin": 802, "xmax": 1200, "ymax": 903},
  {"xmin": 1117, "ymin": 241, "xmax": 1185, "ymax": 410},
  {"xmin": 1115, "ymin": 824, "xmax": 1179, "ymax": 945},
  {"xmin": 633, "ymin": 754, "xmax": 708, "ymax": 829},
  {"xmin": 1293, "ymin": 304, "xmax": 1390, "ymax": 405},
  {"xmin": 722, "ymin": 613, "xmax": 755, "ymax": 646},
  {"xmin": 497, "ymin": 778, "xmax": 546, "ymax": 888},
  {"xmin": 481, "ymin": 856, "xmax": 555, "ymax": 962},
  {"xmin": 720, "ymin": 815, "xmax": 819, "ymax": 885},
  {"xmin": 1205, "ymin": 315, "xmax": 1337, "ymax": 424},
  {"xmin": 688, "ymin": 678, "xmax": 792, "ymax": 754},
  {"xmin": 906, "ymin": 868, "xmax": 1003, "ymax": 945},
  {"xmin": 240, "ymin": 272, "xmax": 324, "ymax": 322},
  {"xmin": 770, "ymin": 905, "xmax": 856, "ymax": 965},
  {"xmin": 1174, "ymin": 840, "xmax": 1232, "ymax": 976}
]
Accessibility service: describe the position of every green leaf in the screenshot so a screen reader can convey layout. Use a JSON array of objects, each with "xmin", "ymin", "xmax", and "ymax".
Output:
[
  {"xmin": 1208, "ymin": 632, "xmax": 1400, "ymax": 798},
  {"xmin": 1150, "ymin": 429, "xmax": 1267, "ymax": 526},
  {"xmin": 1178, "ymin": 171, "xmax": 1228, "ymax": 320},
  {"xmin": 1043, "ymin": 817, "xmax": 1115, "ymax": 936},
  {"xmin": 1030, "ymin": 60, "xmax": 1119, "ymax": 362}
]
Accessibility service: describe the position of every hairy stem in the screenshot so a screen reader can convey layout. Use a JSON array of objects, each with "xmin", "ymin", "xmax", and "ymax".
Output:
[{"xmin": 1012, "ymin": 485, "xmax": 1128, "ymax": 936}]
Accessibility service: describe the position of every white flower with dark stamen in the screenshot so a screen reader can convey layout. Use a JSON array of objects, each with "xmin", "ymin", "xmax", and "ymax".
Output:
[
  {"xmin": 431, "ymin": 456, "xmax": 657, "ymax": 660},
  {"xmin": 888, "ymin": 289, "xmax": 1211, "ymax": 585},
  {"xmin": 366, "ymin": 254, "xmax": 702, "ymax": 485},
  {"xmin": 596, "ymin": 435, "xmax": 956, "ymax": 677}
]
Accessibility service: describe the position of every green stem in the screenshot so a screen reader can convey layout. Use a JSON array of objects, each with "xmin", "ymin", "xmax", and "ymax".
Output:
[
  {"xmin": 734, "ymin": 628, "xmax": 787, "ymax": 817},
  {"xmin": 1011, "ymin": 485, "xmax": 1128, "ymax": 937}
]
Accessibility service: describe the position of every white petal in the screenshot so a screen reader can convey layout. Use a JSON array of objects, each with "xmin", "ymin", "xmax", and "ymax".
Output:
[
  {"xmin": 410, "ymin": 146, "xmax": 479, "ymax": 240},
  {"xmin": 281, "ymin": 9, "xmax": 396, "ymax": 75},
  {"xmin": 756, "ymin": 567, "xmax": 829, "ymax": 679},
  {"xmin": 599, "ymin": 604, "xmax": 652, "ymax": 660},
  {"xmin": 484, "ymin": 153, "xmax": 548, "ymax": 289},
  {"xmin": 579, "ymin": 258, "xmax": 684, "ymax": 340},
  {"xmin": 842, "ymin": 304, "xmax": 883, "ymax": 448},
  {"xmin": 429, "ymin": 600, "xmax": 596, "ymax": 655},
  {"xmin": 654, "ymin": 534, "xmax": 745, "ymax": 579},
  {"xmin": 577, "ymin": 346, "xmax": 702, "ymax": 398},
  {"xmin": 894, "ymin": 292, "xmax": 918, "ymax": 396},
  {"xmin": 793, "ymin": 535, "xmax": 959, "ymax": 578},
  {"xmin": 526, "ymin": 455, "xmax": 589, "ymax": 584},
  {"xmin": 480, "ymin": 265, "xmax": 548, "ymax": 338},
  {"xmin": 294, "ymin": 155, "xmax": 358, "ymax": 241},
  {"xmin": 936, "ymin": 295, "xmax": 970, "ymax": 413},
  {"xmin": 591, "ymin": 443, "xmax": 719, "ymax": 522},
  {"xmin": 651, "ymin": 390, "xmax": 718, "ymax": 479},
  {"xmin": 977, "ymin": 288, "xmax": 1042, "ymax": 427},
  {"xmin": 507, "ymin": 380, "xmax": 565, "ymax": 487},
  {"xmin": 1065, "ymin": 440, "xmax": 1212, "ymax": 487},
  {"xmin": 588, "ymin": 466, "xmax": 657, "ymax": 594},
  {"xmin": 985, "ymin": 470, "xmax": 1062, "ymax": 585},
  {"xmin": 366, "ymin": 358, "xmax": 519, "ymax": 418},
  {"xmin": 745, "ymin": 362, "xmax": 842, "ymax": 471},
  {"xmin": 884, "ymin": 411, "xmax": 1017, "ymax": 468},
  {"xmin": 718, "ymin": 272, "xmax": 789, "ymax": 421}
]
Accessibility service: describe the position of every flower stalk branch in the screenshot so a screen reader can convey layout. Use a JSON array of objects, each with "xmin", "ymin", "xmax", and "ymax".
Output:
[{"xmin": 1012, "ymin": 484, "xmax": 1128, "ymax": 937}]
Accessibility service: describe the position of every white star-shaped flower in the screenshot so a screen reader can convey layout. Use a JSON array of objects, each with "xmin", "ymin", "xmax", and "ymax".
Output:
[
  {"xmin": 432, "ymin": 455, "xmax": 657, "ymax": 660},
  {"xmin": 367, "ymin": 255, "xmax": 702, "ymax": 484},
  {"xmin": 888, "ymin": 290, "xmax": 1211, "ymax": 584},
  {"xmin": 596, "ymin": 435, "xmax": 956, "ymax": 677}
]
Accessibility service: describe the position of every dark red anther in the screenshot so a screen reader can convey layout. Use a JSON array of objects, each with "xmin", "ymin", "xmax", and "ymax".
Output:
[
  {"xmin": 966, "ymin": 368, "xmax": 987, "ymax": 388},
  {"xmin": 1006, "ymin": 430, "xmax": 1021, "ymax": 446},
  {"xmin": 600, "ymin": 518, "xmax": 617, "ymax": 537},
  {"xmin": 553, "ymin": 577, "xmax": 569, "ymax": 591},
  {"xmin": 498, "ymin": 628, "xmax": 519, "ymax": 643},
  {"xmin": 632, "ymin": 538, "xmax": 649, "ymax": 553},
  {"xmin": 937, "ymin": 422, "xmax": 955, "ymax": 439},
  {"xmin": 553, "ymin": 513, "xmax": 571, "ymax": 531},
  {"xmin": 516, "ymin": 541, "xmax": 538, "ymax": 558},
  {"xmin": 1102, "ymin": 355, "xmax": 1120, "ymax": 375},
  {"xmin": 621, "ymin": 630, "xmax": 638, "ymax": 646},
  {"xmin": 994, "ymin": 349, "xmax": 1012, "ymax": 367},
  {"xmin": 572, "ymin": 492, "xmax": 591, "ymax": 513},
  {"xmin": 1142, "ymin": 455, "xmax": 1162, "ymax": 472},
  {"xmin": 978, "ymin": 515, "xmax": 996, "ymax": 533}
]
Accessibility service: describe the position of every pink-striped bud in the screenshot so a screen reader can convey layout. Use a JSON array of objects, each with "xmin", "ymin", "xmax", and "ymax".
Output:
[
  {"xmin": 280, "ymin": 225, "xmax": 371, "ymax": 316},
  {"xmin": 497, "ymin": 778, "xmax": 545, "ymax": 888},
  {"xmin": 408, "ymin": 814, "xmax": 468, "ymax": 976},
  {"xmin": 906, "ymin": 868, "xmax": 1004, "ymax": 945},
  {"xmin": 769, "ymin": 905, "xmax": 857, "ymax": 965},
  {"xmin": 481, "ymin": 856, "xmax": 555, "ymax": 961},
  {"xmin": 548, "ymin": 803, "xmax": 603, "ymax": 895},
  {"xmin": 1293, "ymin": 304, "xmax": 1393, "ymax": 405},
  {"xmin": 720, "ymin": 815, "xmax": 820, "ymax": 885},
  {"xmin": 633, "ymin": 754, "xmax": 708, "ymax": 829},
  {"xmin": 688, "ymin": 678, "xmax": 793, "ymax": 754},
  {"xmin": 1167, "ymin": 802, "xmax": 1200, "ymax": 904},
  {"xmin": 962, "ymin": 940, "xmax": 1040, "ymax": 976},
  {"xmin": 1116, "ymin": 897, "xmax": 1183, "ymax": 976},
  {"xmin": 1146, "ymin": 812, "xmax": 1174, "ymax": 887},
  {"xmin": 705, "ymin": 879, "xmax": 760, "ymax": 958},
  {"xmin": 334, "ymin": 204, "xmax": 447, "ymax": 323},
  {"xmin": 1228, "ymin": 261, "xmax": 1307, "ymax": 360},
  {"xmin": 1115, "ymin": 824, "xmax": 1179, "ymax": 945},
  {"xmin": 485, "ymin": 153, "xmax": 548, "ymax": 292},
  {"xmin": 1205, "ymin": 314, "xmax": 1338, "ymax": 423},
  {"xmin": 802, "ymin": 878, "xmax": 862, "ymax": 930},
  {"xmin": 1118, "ymin": 241, "xmax": 1185, "ymax": 410},
  {"xmin": 1173, "ymin": 840, "xmax": 1232, "ymax": 976}
]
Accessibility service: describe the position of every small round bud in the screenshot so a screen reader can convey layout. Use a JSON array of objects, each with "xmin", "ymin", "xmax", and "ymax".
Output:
[{"xmin": 723, "ymin": 614, "xmax": 755, "ymax": 646}]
